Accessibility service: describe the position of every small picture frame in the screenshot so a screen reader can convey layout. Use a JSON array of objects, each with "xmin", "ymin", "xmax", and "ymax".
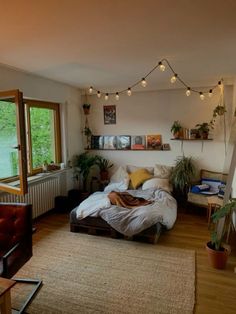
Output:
[
  {"xmin": 146, "ymin": 134, "xmax": 162, "ymax": 150},
  {"xmin": 104, "ymin": 105, "xmax": 116, "ymax": 124},
  {"xmin": 131, "ymin": 135, "xmax": 146, "ymax": 150},
  {"xmin": 103, "ymin": 135, "xmax": 117, "ymax": 149},
  {"xmin": 162, "ymin": 143, "xmax": 171, "ymax": 151},
  {"xmin": 116, "ymin": 135, "xmax": 131, "ymax": 150}
]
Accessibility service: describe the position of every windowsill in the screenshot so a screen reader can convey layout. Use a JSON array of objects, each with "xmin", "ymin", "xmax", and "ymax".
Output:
[{"xmin": 1, "ymin": 168, "xmax": 71, "ymax": 189}]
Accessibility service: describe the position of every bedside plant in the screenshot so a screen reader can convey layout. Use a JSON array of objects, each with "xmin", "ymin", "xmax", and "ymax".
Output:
[
  {"xmin": 171, "ymin": 121, "xmax": 182, "ymax": 139},
  {"xmin": 95, "ymin": 156, "xmax": 113, "ymax": 181},
  {"xmin": 206, "ymin": 200, "xmax": 236, "ymax": 269}
]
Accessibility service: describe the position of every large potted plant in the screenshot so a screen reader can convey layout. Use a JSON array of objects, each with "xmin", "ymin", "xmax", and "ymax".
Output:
[
  {"xmin": 95, "ymin": 156, "xmax": 113, "ymax": 181},
  {"xmin": 72, "ymin": 152, "xmax": 97, "ymax": 192},
  {"xmin": 171, "ymin": 121, "xmax": 182, "ymax": 139},
  {"xmin": 206, "ymin": 200, "xmax": 236, "ymax": 269},
  {"xmin": 170, "ymin": 156, "xmax": 196, "ymax": 204}
]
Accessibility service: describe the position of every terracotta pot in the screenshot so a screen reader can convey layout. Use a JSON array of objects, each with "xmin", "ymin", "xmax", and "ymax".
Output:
[
  {"xmin": 83, "ymin": 108, "xmax": 90, "ymax": 115},
  {"xmin": 173, "ymin": 131, "xmax": 180, "ymax": 139},
  {"xmin": 100, "ymin": 170, "xmax": 109, "ymax": 181},
  {"xmin": 206, "ymin": 241, "xmax": 230, "ymax": 269},
  {"xmin": 201, "ymin": 132, "xmax": 208, "ymax": 140}
]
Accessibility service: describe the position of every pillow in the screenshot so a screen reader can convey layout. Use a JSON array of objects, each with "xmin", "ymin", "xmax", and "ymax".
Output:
[
  {"xmin": 154, "ymin": 164, "xmax": 173, "ymax": 179},
  {"xmin": 126, "ymin": 165, "xmax": 154, "ymax": 175},
  {"xmin": 110, "ymin": 166, "xmax": 130, "ymax": 185},
  {"xmin": 129, "ymin": 168, "xmax": 152, "ymax": 189},
  {"xmin": 201, "ymin": 178, "xmax": 221, "ymax": 194},
  {"xmin": 191, "ymin": 184, "xmax": 210, "ymax": 193},
  {"xmin": 142, "ymin": 177, "xmax": 172, "ymax": 192},
  {"xmin": 104, "ymin": 180, "xmax": 128, "ymax": 193}
]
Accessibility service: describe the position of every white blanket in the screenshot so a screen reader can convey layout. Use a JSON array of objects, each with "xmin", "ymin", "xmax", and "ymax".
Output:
[{"xmin": 75, "ymin": 188, "xmax": 177, "ymax": 236}]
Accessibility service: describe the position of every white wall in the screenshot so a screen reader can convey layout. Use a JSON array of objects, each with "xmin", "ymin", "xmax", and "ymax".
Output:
[
  {"xmin": 0, "ymin": 64, "xmax": 83, "ymax": 162},
  {"xmin": 87, "ymin": 85, "xmax": 233, "ymax": 174}
]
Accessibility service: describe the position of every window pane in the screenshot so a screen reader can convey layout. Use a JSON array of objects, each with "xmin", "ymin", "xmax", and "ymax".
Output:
[
  {"xmin": 0, "ymin": 101, "xmax": 19, "ymax": 179},
  {"xmin": 30, "ymin": 107, "xmax": 55, "ymax": 168}
]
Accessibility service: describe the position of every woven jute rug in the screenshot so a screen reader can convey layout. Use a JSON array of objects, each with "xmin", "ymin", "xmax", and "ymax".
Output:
[{"xmin": 12, "ymin": 225, "xmax": 195, "ymax": 314}]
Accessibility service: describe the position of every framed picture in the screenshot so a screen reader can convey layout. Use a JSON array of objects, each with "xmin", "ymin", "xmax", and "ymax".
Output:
[
  {"xmin": 162, "ymin": 143, "xmax": 171, "ymax": 151},
  {"xmin": 116, "ymin": 135, "xmax": 131, "ymax": 150},
  {"xmin": 146, "ymin": 134, "xmax": 162, "ymax": 150},
  {"xmin": 91, "ymin": 135, "xmax": 104, "ymax": 149},
  {"xmin": 104, "ymin": 105, "xmax": 116, "ymax": 124},
  {"xmin": 103, "ymin": 135, "xmax": 117, "ymax": 149},
  {"xmin": 131, "ymin": 135, "xmax": 146, "ymax": 150}
]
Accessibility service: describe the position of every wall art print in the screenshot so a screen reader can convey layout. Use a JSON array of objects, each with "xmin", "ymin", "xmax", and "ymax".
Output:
[{"xmin": 104, "ymin": 105, "xmax": 116, "ymax": 124}]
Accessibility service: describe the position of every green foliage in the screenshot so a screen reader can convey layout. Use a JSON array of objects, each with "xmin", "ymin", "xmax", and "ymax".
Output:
[
  {"xmin": 195, "ymin": 122, "xmax": 211, "ymax": 133},
  {"xmin": 210, "ymin": 200, "xmax": 236, "ymax": 251},
  {"xmin": 170, "ymin": 120, "xmax": 182, "ymax": 134},
  {"xmin": 170, "ymin": 156, "xmax": 196, "ymax": 193},
  {"xmin": 0, "ymin": 101, "xmax": 16, "ymax": 136},
  {"xmin": 95, "ymin": 156, "xmax": 113, "ymax": 171},
  {"xmin": 72, "ymin": 152, "xmax": 97, "ymax": 191}
]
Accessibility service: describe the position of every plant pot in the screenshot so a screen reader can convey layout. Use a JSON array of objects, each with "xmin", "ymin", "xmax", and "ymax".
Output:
[
  {"xmin": 83, "ymin": 108, "xmax": 90, "ymax": 115},
  {"xmin": 100, "ymin": 170, "xmax": 109, "ymax": 181},
  {"xmin": 173, "ymin": 131, "xmax": 180, "ymax": 139},
  {"xmin": 206, "ymin": 241, "xmax": 230, "ymax": 269},
  {"xmin": 201, "ymin": 132, "xmax": 208, "ymax": 140}
]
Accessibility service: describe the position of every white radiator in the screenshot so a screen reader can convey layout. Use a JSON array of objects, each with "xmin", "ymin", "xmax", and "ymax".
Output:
[{"xmin": 0, "ymin": 172, "xmax": 68, "ymax": 218}]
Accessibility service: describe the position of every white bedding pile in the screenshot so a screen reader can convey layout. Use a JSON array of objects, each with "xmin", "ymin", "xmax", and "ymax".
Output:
[{"xmin": 75, "ymin": 185, "xmax": 177, "ymax": 236}]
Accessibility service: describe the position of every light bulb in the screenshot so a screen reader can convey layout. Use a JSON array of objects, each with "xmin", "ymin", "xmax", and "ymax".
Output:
[
  {"xmin": 141, "ymin": 78, "xmax": 147, "ymax": 87},
  {"xmin": 115, "ymin": 92, "xmax": 119, "ymax": 101},
  {"xmin": 170, "ymin": 74, "xmax": 177, "ymax": 84},
  {"xmin": 199, "ymin": 92, "xmax": 205, "ymax": 100},
  {"xmin": 127, "ymin": 88, "xmax": 132, "ymax": 96},
  {"xmin": 97, "ymin": 91, "xmax": 101, "ymax": 98},
  {"xmin": 208, "ymin": 89, "xmax": 213, "ymax": 97},
  {"xmin": 158, "ymin": 61, "xmax": 165, "ymax": 72},
  {"xmin": 186, "ymin": 88, "xmax": 191, "ymax": 96},
  {"xmin": 105, "ymin": 93, "xmax": 109, "ymax": 101},
  {"xmin": 89, "ymin": 86, "xmax": 93, "ymax": 94}
]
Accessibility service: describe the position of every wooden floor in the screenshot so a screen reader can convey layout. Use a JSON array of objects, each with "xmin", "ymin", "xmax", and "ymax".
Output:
[{"xmin": 34, "ymin": 210, "xmax": 236, "ymax": 314}]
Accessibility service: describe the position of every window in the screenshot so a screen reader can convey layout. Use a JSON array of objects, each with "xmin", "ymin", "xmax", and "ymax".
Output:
[{"xmin": 0, "ymin": 90, "xmax": 61, "ymax": 195}]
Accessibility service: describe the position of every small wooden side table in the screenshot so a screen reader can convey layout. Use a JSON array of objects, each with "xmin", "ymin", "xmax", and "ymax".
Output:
[{"xmin": 0, "ymin": 278, "xmax": 16, "ymax": 314}]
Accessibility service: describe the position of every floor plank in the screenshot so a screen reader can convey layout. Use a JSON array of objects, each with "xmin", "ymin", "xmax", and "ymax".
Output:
[{"xmin": 34, "ymin": 211, "xmax": 236, "ymax": 314}]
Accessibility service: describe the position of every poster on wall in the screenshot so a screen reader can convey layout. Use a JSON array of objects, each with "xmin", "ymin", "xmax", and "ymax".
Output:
[
  {"xmin": 146, "ymin": 134, "xmax": 162, "ymax": 150},
  {"xmin": 104, "ymin": 105, "xmax": 116, "ymax": 124}
]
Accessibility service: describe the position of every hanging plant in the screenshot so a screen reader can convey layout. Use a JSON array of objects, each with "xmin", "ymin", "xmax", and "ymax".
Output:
[{"xmin": 83, "ymin": 103, "xmax": 91, "ymax": 115}]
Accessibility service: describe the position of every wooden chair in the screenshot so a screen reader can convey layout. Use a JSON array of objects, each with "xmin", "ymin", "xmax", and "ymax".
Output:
[{"xmin": 0, "ymin": 202, "xmax": 42, "ymax": 313}]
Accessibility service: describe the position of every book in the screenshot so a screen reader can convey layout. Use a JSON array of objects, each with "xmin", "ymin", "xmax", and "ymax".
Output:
[{"xmin": 116, "ymin": 135, "xmax": 131, "ymax": 150}]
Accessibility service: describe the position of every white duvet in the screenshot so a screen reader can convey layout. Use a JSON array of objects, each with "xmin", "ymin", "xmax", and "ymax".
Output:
[{"xmin": 75, "ymin": 188, "xmax": 177, "ymax": 236}]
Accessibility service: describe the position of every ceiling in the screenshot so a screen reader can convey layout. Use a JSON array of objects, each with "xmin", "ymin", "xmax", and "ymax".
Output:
[{"xmin": 1, "ymin": 0, "xmax": 236, "ymax": 93}]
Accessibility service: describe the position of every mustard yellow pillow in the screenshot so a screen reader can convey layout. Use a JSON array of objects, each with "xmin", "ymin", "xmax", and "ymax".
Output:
[{"xmin": 129, "ymin": 168, "xmax": 152, "ymax": 189}]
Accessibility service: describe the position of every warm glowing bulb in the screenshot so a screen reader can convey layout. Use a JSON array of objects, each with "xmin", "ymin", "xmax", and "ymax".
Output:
[
  {"xmin": 89, "ymin": 86, "xmax": 93, "ymax": 94},
  {"xmin": 158, "ymin": 61, "xmax": 165, "ymax": 71},
  {"xmin": 186, "ymin": 88, "xmax": 191, "ymax": 96},
  {"xmin": 141, "ymin": 78, "xmax": 147, "ymax": 87},
  {"xmin": 208, "ymin": 89, "xmax": 213, "ymax": 97},
  {"xmin": 199, "ymin": 92, "xmax": 205, "ymax": 100},
  {"xmin": 105, "ymin": 93, "xmax": 109, "ymax": 101},
  {"xmin": 97, "ymin": 91, "xmax": 101, "ymax": 98},
  {"xmin": 127, "ymin": 88, "xmax": 132, "ymax": 96},
  {"xmin": 115, "ymin": 92, "xmax": 119, "ymax": 101},
  {"xmin": 170, "ymin": 74, "xmax": 177, "ymax": 84}
]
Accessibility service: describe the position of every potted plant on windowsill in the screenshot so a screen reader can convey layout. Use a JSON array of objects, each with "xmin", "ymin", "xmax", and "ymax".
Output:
[
  {"xmin": 95, "ymin": 156, "xmax": 113, "ymax": 181},
  {"xmin": 171, "ymin": 121, "xmax": 182, "ymax": 139},
  {"xmin": 206, "ymin": 200, "xmax": 236, "ymax": 269},
  {"xmin": 195, "ymin": 122, "xmax": 211, "ymax": 139}
]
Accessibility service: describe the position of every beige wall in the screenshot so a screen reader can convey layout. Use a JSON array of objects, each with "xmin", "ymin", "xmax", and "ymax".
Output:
[
  {"xmin": 86, "ymin": 86, "xmax": 233, "ymax": 174},
  {"xmin": 0, "ymin": 64, "xmax": 83, "ymax": 163}
]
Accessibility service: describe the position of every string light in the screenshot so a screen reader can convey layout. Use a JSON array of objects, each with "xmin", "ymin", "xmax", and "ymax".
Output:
[
  {"xmin": 89, "ymin": 58, "xmax": 222, "ymax": 100},
  {"xmin": 127, "ymin": 88, "xmax": 132, "ymax": 96},
  {"xmin": 141, "ymin": 78, "xmax": 147, "ymax": 87},
  {"xmin": 170, "ymin": 74, "xmax": 178, "ymax": 84},
  {"xmin": 199, "ymin": 92, "xmax": 205, "ymax": 100},
  {"xmin": 158, "ymin": 61, "xmax": 165, "ymax": 71},
  {"xmin": 115, "ymin": 92, "xmax": 119, "ymax": 101},
  {"xmin": 186, "ymin": 87, "xmax": 191, "ymax": 96}
]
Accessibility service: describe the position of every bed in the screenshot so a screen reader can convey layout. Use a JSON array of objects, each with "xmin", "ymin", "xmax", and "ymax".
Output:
[{"xmin": 70, "ymin": 165, "xmax": 177, "ymax": 244}]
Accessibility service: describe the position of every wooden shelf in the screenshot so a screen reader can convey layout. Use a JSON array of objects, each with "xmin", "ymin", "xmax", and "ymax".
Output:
[
  {"xmin": 86, "ymin": 148, "xmax": 170, "ymax": 151},
  {"xmin": 170, "ymin": 138, "xmax": 213, "ymax": 141}
]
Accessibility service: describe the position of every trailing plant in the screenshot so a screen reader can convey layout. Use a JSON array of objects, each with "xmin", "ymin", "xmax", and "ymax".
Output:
[
  {"xmin": 84, "ymin": 126, "xmax": 92, "ymax": 137},
  {"xmin": 72, "ymin": 152, "xmax": 97, "ymax": 191},
  {"xmin": 210, "ymin": 200, "xmax": 236, "ymax": 251},
  {"xmin": 82, "ymin": 104, "xmax": 90, "ymax": 110},
  {"xmin": 209, "ymin": 105, "xmax": 227, "ymax": 129},
  {"xmin": 170, "ymin": 156, "xmax": 196, "ymax": 194}
]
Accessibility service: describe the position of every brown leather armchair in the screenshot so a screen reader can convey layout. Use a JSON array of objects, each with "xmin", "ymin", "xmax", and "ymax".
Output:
[{"xmin": 0, "ymin": 202, "xmax": 42, "ymax": 313}]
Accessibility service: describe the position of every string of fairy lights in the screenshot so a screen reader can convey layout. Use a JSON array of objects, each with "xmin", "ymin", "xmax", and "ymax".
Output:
[{"xmin": 87, "ymin": 58, "xmax": 223, "ymax": 101}]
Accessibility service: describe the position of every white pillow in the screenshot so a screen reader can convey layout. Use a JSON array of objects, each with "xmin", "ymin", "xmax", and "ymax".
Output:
[
  {"xmin": 154, "ymin": 164, "xmax": 172, "ymax": 179},
  {"xmin": 126, "ymin": 165, "xmax": 154, "ymax": 175},
  {"xmin": 104, "ymin": 180, "xmax": 128, "ymax": 193},
  {"xmin": 110, "ymin": 166, "xmax": 130, "ymax": 184},
  {"xmin": 142, "ymin": 178, "xmax": 172, "ymax": 193}
]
